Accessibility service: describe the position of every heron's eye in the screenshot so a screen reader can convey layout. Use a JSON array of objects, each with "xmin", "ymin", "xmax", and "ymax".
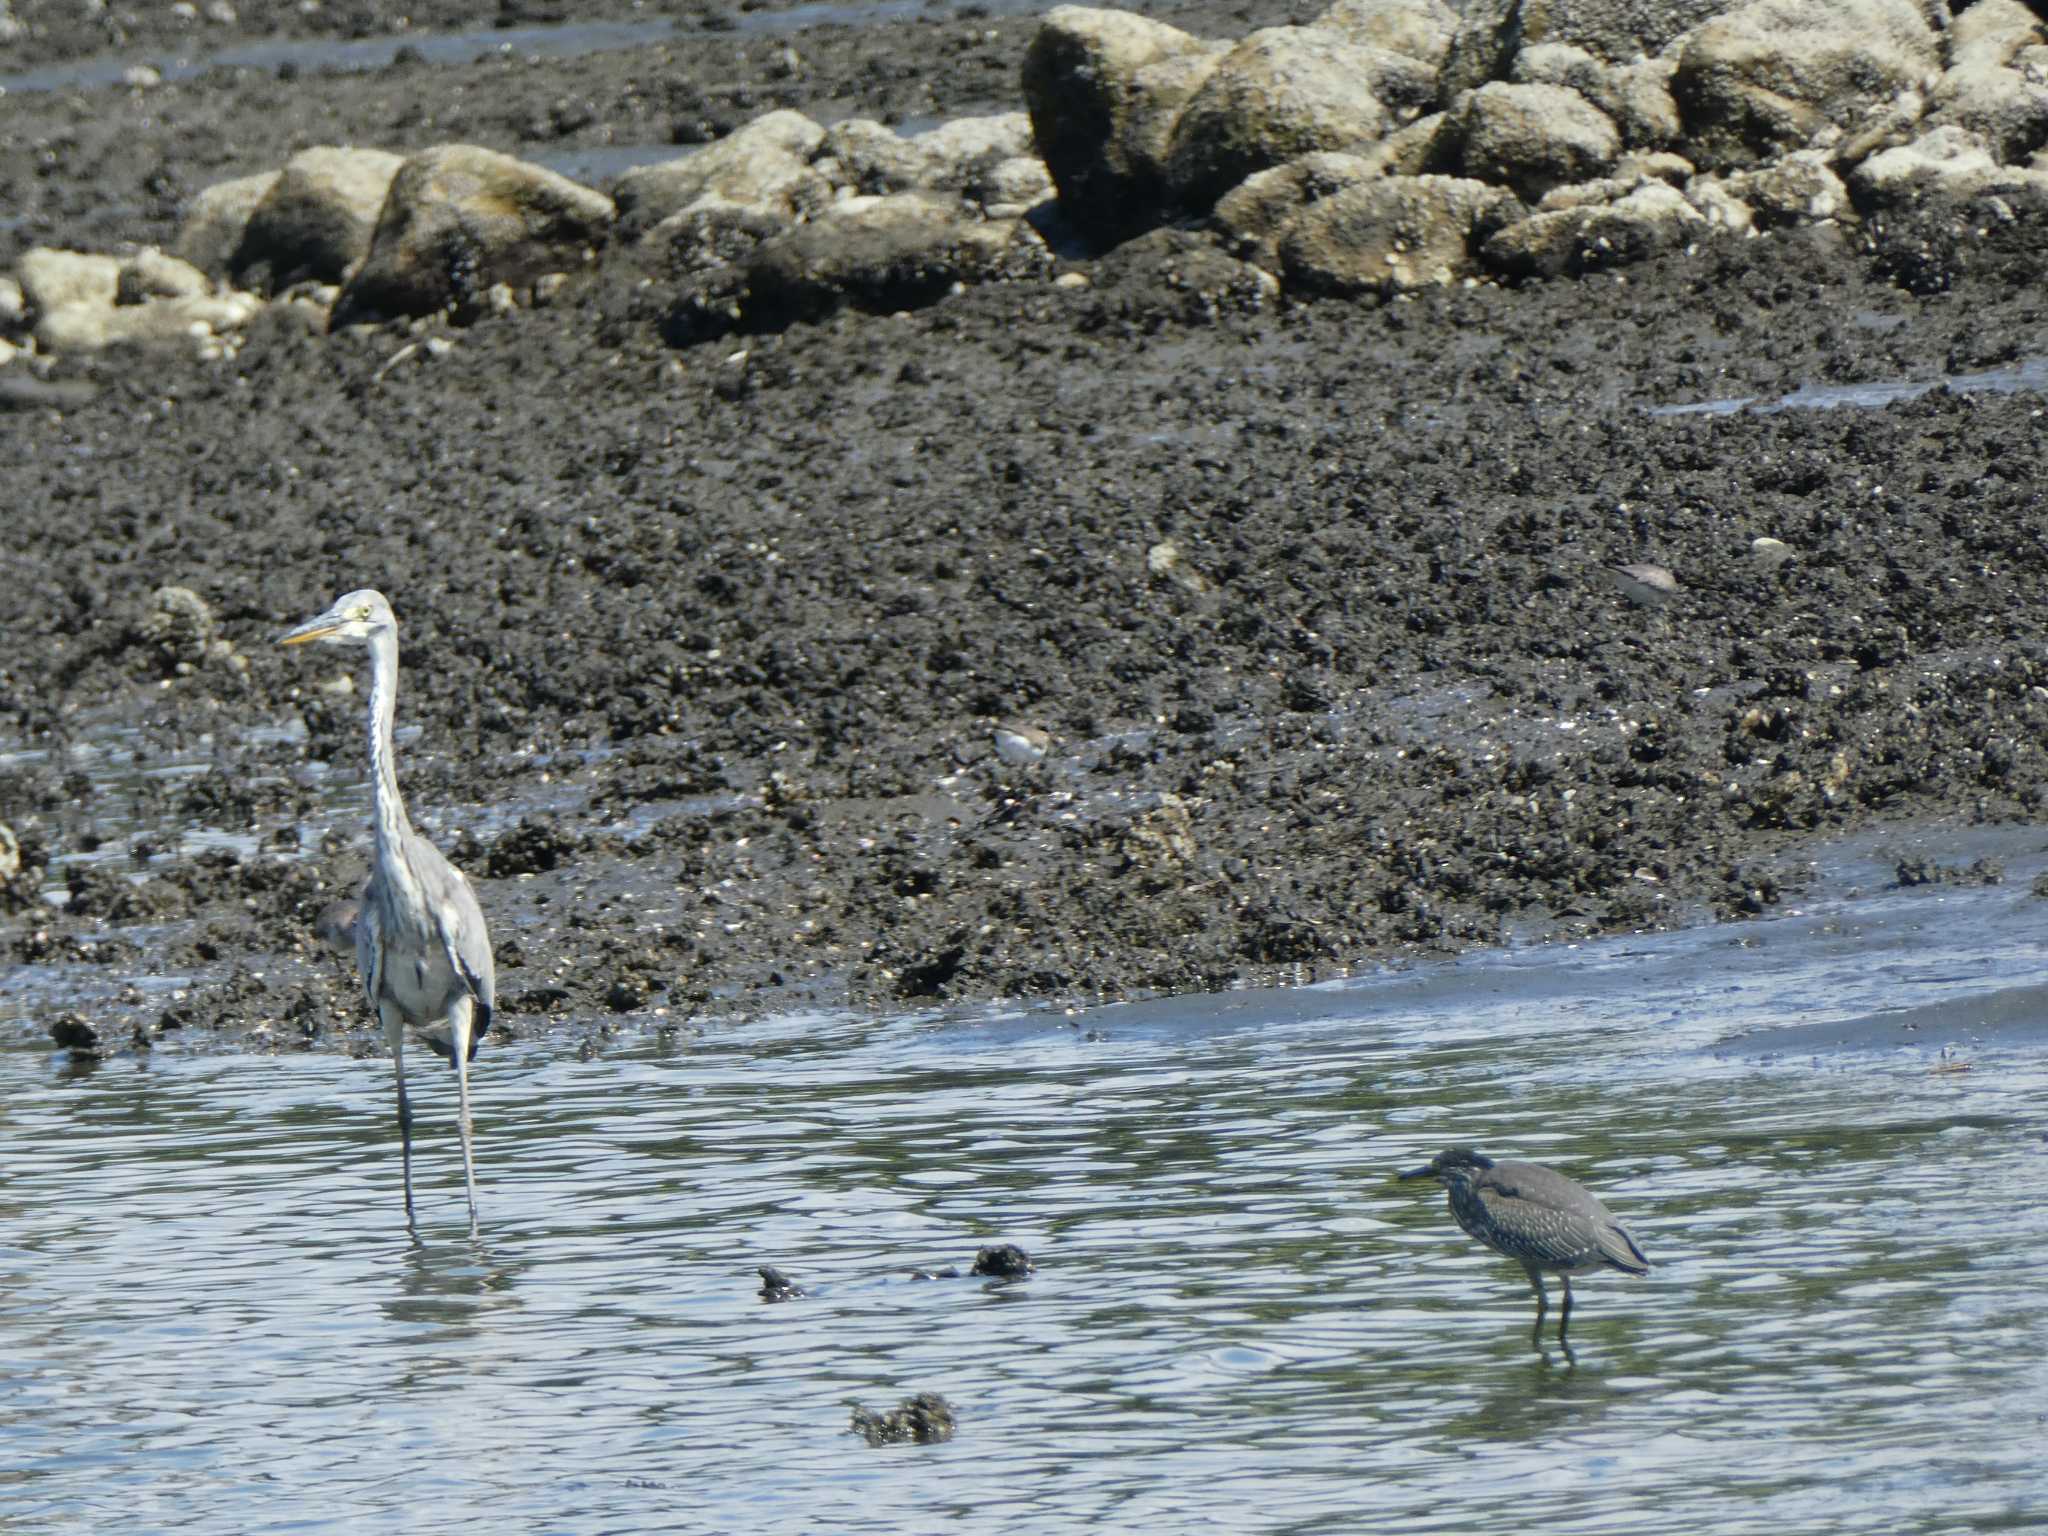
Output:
[{"xmin": 355, "ymin": 606, "xmax": 371, "ymax": 620}]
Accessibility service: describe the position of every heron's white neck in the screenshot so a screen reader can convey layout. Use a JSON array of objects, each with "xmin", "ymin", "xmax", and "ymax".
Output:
[{"xmin": 365, "ymin": 627, "xmax": 417, "ymax": 858}]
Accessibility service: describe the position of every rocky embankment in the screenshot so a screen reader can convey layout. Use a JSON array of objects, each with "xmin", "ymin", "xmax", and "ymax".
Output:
[{"xmin": 8, "ymin": 0, "xmax": 2048, "ymax": 361}]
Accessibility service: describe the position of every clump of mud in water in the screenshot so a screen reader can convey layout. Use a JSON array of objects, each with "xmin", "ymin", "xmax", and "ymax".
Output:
[
  {"xmin": 850, "ymin": 1392, "xmax": 957, "ymax": 1446},
  {"xmin": 970, "ymin": 1243, "xmax": 1034, "ymax": 1280}
]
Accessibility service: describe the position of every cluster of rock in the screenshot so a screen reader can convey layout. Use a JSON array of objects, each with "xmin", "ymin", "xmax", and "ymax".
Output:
[
  {"xmin": 0, "ymin": 113, "xmax": 1050, "ymax": 359},
  {"xmin": 3, "ymin": 0, "xmax": 2046, "ymax": 360},
  {"xmin": 1028, "ymin": 0, "xmax": 2048, "ymax": 293}
]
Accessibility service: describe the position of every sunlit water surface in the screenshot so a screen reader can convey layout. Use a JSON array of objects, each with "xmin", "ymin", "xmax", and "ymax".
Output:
[{"xmin": 7, "ymin": 829, "xmax": 2048, "ymax": 1534}]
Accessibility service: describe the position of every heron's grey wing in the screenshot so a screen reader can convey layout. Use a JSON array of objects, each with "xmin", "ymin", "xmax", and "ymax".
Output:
[
  {"xmin": 354, "ymin": 886, "xmax": 386, "ymax": 1014},
  {"xmin": 425, "ymin": 858, "xmax": 495, "ymax": 1047},
  {"xmin": 1596, "ymin": 1219, "xmax": 1651, "ymax": 1275}
]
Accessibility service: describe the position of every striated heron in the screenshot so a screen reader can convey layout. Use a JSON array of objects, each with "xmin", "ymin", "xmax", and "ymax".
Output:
[{"xmin": 1400, "ymin": 1148, "xmax": 1650, "ymax": 1348}]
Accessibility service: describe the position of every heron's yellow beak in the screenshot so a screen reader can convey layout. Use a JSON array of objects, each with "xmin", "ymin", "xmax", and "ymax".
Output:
[{"xmin": 278, "ymin": 620, "xmax": 340, "ymax": 646}]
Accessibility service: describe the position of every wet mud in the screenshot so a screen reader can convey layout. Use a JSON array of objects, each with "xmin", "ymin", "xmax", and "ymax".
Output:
[{"xmin": 8, "ymin": 4, "xmax": 2048, "ymax": 1054}]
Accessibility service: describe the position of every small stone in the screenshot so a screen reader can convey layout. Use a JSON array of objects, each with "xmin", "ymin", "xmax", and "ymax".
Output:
[
  {"xmin": 992, "ymin": 723, "xmax": 1052, "ymax": 766},
  {"xmin": 1607, "ymin": 562, "xmax": 1682, "ymax": 606},
  {"xmin": 49, "ymin": 1013, "xmax": 102, "ymax": 1056}
]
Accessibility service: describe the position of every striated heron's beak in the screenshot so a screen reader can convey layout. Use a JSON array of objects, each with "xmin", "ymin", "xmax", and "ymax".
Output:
[{"xmin": 1397, "ymin": 1163, "xmax": 1437, "ymax": 1181}]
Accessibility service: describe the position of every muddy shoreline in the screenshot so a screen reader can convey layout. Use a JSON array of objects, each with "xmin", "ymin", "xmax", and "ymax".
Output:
[{"xmin": 7, "ymin": 3, "xmax": 2048, "ymax": 1056}]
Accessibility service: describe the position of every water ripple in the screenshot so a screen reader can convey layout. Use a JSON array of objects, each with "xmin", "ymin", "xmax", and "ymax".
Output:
[{"xmin": 9, "ymin": 865, "xmax": 2048, "ymax": 1532}]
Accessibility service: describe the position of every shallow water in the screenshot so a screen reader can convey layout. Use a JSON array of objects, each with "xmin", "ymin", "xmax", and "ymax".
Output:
[
  {"xmin": 7, "ymin": 826, "xmax": 2047, "ymax": 1532},
  {"xmin": 1647, "ymin": 354, "xmax": 2048, "ymax": 418},
  {"xmin": 0, "ymin": 0, "xmax": 1051, "ymax": 97}
]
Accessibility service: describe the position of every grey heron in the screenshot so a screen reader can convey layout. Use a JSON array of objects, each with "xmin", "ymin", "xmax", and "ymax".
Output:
[
  {"xmin": 1399, "ymin": 1148, "xmax": 1650, "ymax": 1349},
  {"xmin": 281, "ymin": 589, "xmax": 496, "ymax": 1229}
]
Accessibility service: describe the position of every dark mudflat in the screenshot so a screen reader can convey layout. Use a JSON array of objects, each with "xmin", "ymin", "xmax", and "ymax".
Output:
[{"xmin": 7, "ymin": 3, "xmax": 2048, "ymax": 1053}]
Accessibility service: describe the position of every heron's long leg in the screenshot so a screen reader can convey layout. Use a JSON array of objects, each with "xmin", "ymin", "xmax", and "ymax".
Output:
[
  {"xmin": 450, "ymin": 995, "xmax": 480, "ymax": 1232},
  {"xmin": 1525, "ymin": 1264, "xmax": 1548, "ymax": 1349},
  {"xmin": 381, "ymin": 1002, "xmax": 416, "ymax": 1226},
  {"xmin": 1559, "ymin": 1276, "xmax": 1575, "ymax": 1345}
]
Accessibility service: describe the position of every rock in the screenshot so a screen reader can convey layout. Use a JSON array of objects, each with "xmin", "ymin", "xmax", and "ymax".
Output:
[
  {"xmin": 0, "ymin": 822, "xmax": 18, "ymax": 882},
  {"xmin": 1086, "ymin": 227, "xmax": 1282, "ymax": 319},
  {"xmin": 740, "ymin": 195, "xmax": 1040, "ymax": 327},
  {"xmin": 1166, "ymin": 27, "xmax": 1415, "ymax": 211},
  {"xmin": 1480, "ymin": 177, "xmax": 1703, "ymax": 276},
  {"xmin": 1209, "ymin": 122, "xmax": 1464, "ymax": 267},
  {"xmin": 116, "ymin": 248, "xmax": 212, "ymax": 303},
  {"xmin": 1440, "ymin": 0, "xmax": 1732, "ymax": 100},
  {"xmin": 1616, "ymin": 149, "xmax": 1695, "ymax": 184},
  {"xmin": 49, "ymin": 1013, "xmax": 102, "ymax": 1057},
  {"xmin": 138, "ymin": 585, "xmax": 218, "ymax": 665},
  {"xmin": 234, "ymin": 146, "xmax": 407, "ymax": 289},
  {"xmin": 1721, "ymin": 149, "xmax": 1849, "ymax": 224},
  {"xmin": 816, "ymin": 116, "xmax": 1040, "ymax": 202},
  {"xmin": 1213, "ymin": 151, "xmax": 1387, "ymax": 267},
  {"xmin": 1022, "ymin": 6, "xmax": 1228, "ymax": 240},
  {"xmin": 1670, "ymin": 0, "xmax": 1943, "ymax": 171},
  {"xmin": 1925, "ymin": 61, "xmax": 2048, "ymax": 164},
  {"xmin": 1458, "ymin": 81, "xmax": 1621, "ymax": 200},
  {"xmin": 972, "ymin": 155, "xmax": 1056, "ymax": 212},
  {"xmin": 1684, "ymin": 175, "xmax": 1754, "ymax": 231},
  {"xmin": 1851, "ymin": 124, "xmax": 2045, "ymax": 205},
  {"xmin": 643, "ymin": 198, "xmax": 791, "ymax": 277},
  {"xmin": 332, "ymin": 145, "xmax": 614, "ymax": 324},
  {"xmin": 615, "ymin": 111, "xmax": 829, "ymax": 238},
  {"xmin": 1313, "ymin": 0, "xmax": 1458, "ymax": 68},
  {"xmin": 818, "ymin": 118, "xmax": 933, "ymax": 194},
  {"xmin": 1751, "ymin": 536, "xmax": 1794, "ymax": 568},
  {"xmin": 1949, "ymin": 0, "xmax": 2045, "ymax": 71},
  {"xmin": 1279, "ymin": 173, "xmax": 1523, "ymax": 294},
  {"xmin": 173, "ymin": 170, "xmax": 281, "ymax": 278},
  {"xmin": 916, "ymin": 113, "xmax": 1039, "ymax": 190},
  {"xmin": 15, "ymin": 248, "xmax": 122, "ymax": 315},
  {"xmin": 0, "ymin": 275, "xmax": 21, "ymax": 328},
  {"xmin": 1514, "ymin": 45, "xmax": 1681, "ymax": 149},
  {"xmin": 34, "ymin": 292, "xmax": 261, "ymax": 355}
]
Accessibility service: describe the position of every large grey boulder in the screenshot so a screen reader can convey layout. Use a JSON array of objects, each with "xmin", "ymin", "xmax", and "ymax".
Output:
[
  {"xmin": 1720, "ymin": 149, "xmax": 1849, "ymax": 224},
  {"xmin": 34, "ymin": 292, "xmax": 261, "ymax": 356},
  {"xmin": 614, "ymin": 111, "xmax": 829, "ymax": 238},
  {"xmin": 1278, "ymin": 172, "xmax": 1523, "ymax": 293},
  {"xmin": 1670, "ymin": 0, "xmax": 1943, "ymax": 171},
  {"xmin": 740, "ymin": 195, "xmax": 1043, "ymax": 325},
  {"xmin": 1212, "ymin": 151, "xmax": 1389, "ymax": 267},
  {"xmin": 14, "ymin": 248, "xmax": 122, "ymax": 314},
  {"xmin": 1022, "ymin": 7, "xmax": 1225, "ymax": 240},
  {"xmin": 173, "ymin": 171, "xmax": 280, "ymax": 278},
  {"xmin": 1440, "ymin": 0, "xmax": 1734, "ymax": 100},
  {"xmin": 1924, "ymin": 61, "xmax": 2048, "ymax": 164},
  {"xmin": 1312, "ymin": 0, "xmax": 1458, "ymax": 68},
  {"xmin": 1948, "ymin": 0, "xmax": 2045, "ymax": 71},
  {"xmin": 233, "ymin": 146, "xmax": 405, "ymax": 288},
  {"xmin": 1480, "ymin": 177, "xmax": 1702, "ymax": 276},
  {"xmin": 115, "ymin": 248, "xmax": 211, "ymax": 304},
  {"xmin": 1513, "ymin": 43, "xmax": 1680, "ymax": 148},
  {"xmin": 820, "ymin": 114, "xmax": 1041, "ymax": 201},
  {"xmin": 1165, "ymin": 27, "xmax": 1414, "ymax": 210},
  {"xmin": 332, "ymin": 145, "xmax": 614, "ymax": 324},
  {"xmin": 1457, "ymin": 80, "xmax": 1620, "ymax": 200},
  {"xmin": 1850, "ymin": 123, "xmax": 2047, "ymax": 205}
]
